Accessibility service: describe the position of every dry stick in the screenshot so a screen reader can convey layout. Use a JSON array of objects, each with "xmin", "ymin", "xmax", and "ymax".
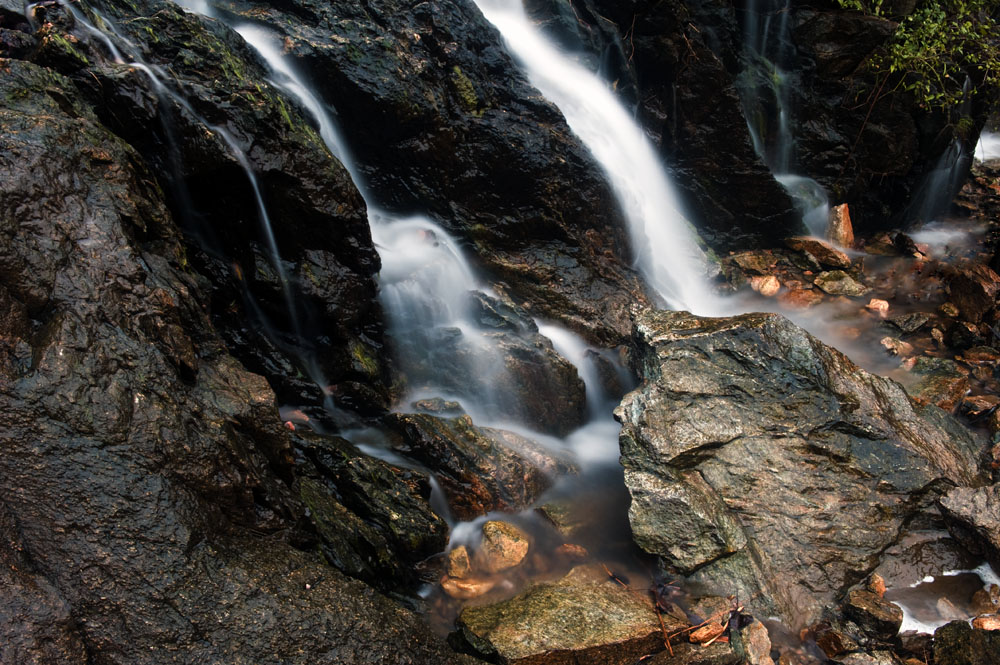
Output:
[{"xmin": 651, "ymin": 593, "xmax": 675, "ymax": 657}]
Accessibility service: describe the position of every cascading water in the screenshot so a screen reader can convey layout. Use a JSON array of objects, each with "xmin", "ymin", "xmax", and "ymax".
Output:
[
  {"xmin": 472, "ymin": 0, "xmax": 719, "ymax": 314},
  {"xmin": 738, "ymin": 0, "xmax": 830, "ymax": 237}
]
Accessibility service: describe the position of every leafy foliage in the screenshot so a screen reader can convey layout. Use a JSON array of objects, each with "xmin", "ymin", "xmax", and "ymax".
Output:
[{"xmin": 836, "ymin": 0, "xmax": 1000, "ymax": 115}]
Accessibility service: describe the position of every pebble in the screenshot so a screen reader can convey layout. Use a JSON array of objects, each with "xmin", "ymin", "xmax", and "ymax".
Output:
[
  {"xmin": 440, "ymin": 574, "xmax": 497, "ymax": 599},
  {"xmin": 866, "ymin": 298, "xmax": 889, "ymax": 318}
]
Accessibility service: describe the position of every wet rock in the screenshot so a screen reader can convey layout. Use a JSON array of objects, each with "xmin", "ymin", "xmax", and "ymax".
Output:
[
  {"xmin": 617, "ymin": 309, "xmax": 985, "ymax": 628},
  {"xmin": 906, "ymin": 357, "xmax": 970, "ymax": 412},
  {"xmin": 385, "ymin": 412, "xmax": 572, "ymax": 520},
  {"xmin": 836, "ymin": 652, "xmax": 903, "ymax": 665},
  {"xmin": 750, "ymin": 275, "xmax": 782, "ymax": 297},
  {"xmin": 399, "ymin": 291, "xmax": 588, "ymax": 436},
  {"xmin": 889, "ymin": 312, "xmax": 932, "ymax": 334},
  {"xmin": 828, "ymin": 204, "xmax": 856, "ymax": 248},
  {"xmin": 453, "ymin": 564, "xmax": 671, "ymax": 665},
  {"xmin": 881, "ymin": 337, "xmax": 914, "ymax": 357},
  {"xmin": 441, "ymin": 575, "xmax": 497, "ymax": 600},
  {"xmin": 779, "ymin": 287, "xmax": 825, "ymax": 309},
  {"xmin": 971, "ymin": 585, "xmax": 1000, "ymax": 615},
  {"xmin": 814, "ymin": 270, "xmax": 871, "ymax": 296},
  {"xmin": 933, "ymin": 621, "xmax": 1000, "ymax": 665},
  {"xmin": 898, "ymin": 631, "xmax": 933, "ymax": 660},
  {"xmin": 814, "ymin": 624, "xmax": 860, "ymax": 658},
  {"xmin": 867, "ymin": 299, "xmax": 890, "ymax": 318},
  {"xmin": 939, "ymin": 485, "xmax": 1000, "ymax": 569},
  {"xmin": 786, "ymin": 237, "xmax": 852, "ymax": 269},
  {"xmin": 948, "ymin": 264, "xmax": 1000, "ymax": 323},
  {"xmin": 733, "ymin": 251, "xmax": 779, "ymax": 275},
  {"xmin": 947, "ymin": 321, "xmax": 987, "ymax": 350},
  {"xmin": 690, "ymin": 621, "xmax": 727, "ymax": 644},
  {"xmin": 645, "ymin": 641, "xmax": 741, "ymax": 665},
  {"xmin": 448, "ymin": 546, "xmax": 473, "ymax": 579},
  {"xmin": 844, "ymin": 589, "xmax": 903, "ymax": 640},
  {"xmin": 299, "ymin": 432, "xmax": 449, "ymax": 587},
  {"xmin": 867, "ymin": 573, "xmax": 887, "ymax": 598},
  {"xmin": 412, "ymin": 397, "xmax": 465, "ymax": 415},
  {"xmin": 732, "ymin": 618, "xmax": 775, "ymax": 665},
  {"xmin": 973, "ymin": 614, "xmax": 1000, "ymax": 631},
  {"xmin": 0, "ymin": 58, "xmax": 463, "ymax": 664},
  {"xmin": 479, "ymin": 520, "xmax": 531, "ymax": 573},
  {"xmin": 940, "ymin": 302, "xmax": 962, "ymax": 318}
]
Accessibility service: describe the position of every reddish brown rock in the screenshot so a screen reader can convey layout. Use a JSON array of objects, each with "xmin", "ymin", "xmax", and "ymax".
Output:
[
  {"xmin": 947, "ymin": 264, "xmax": 1000, "ymax": 323},
  {"xmin": 844, "ymin": 589, "xmax": 903, "ymax": 640},
  {"xmin": 440, "ymin": 575, "xmax": 497, "ymax": 600},
  {"xmin": 786, "ymin": 237, "xmax": 852, "ymax": 269},
  {"xmin": 867, "ymin": 573, "xmax": 887, "ymax": 598},
  {"xmin": 827, "ymin": 203, "xmax": 855, "ymax": 248},
  {"xmin": 779, "ymin": 288, "xmax": 825, "ymax": 309},
  {"xmin": 733, "ymin": 251, "xmax": 778, "ymax": 275},
  {"xmin": 881, "ymin": 337, "xmax": 914, "ymax": 357},
  {"xmin": 866, "ymin": 298, "xmax": 890, "ymax": 318}
]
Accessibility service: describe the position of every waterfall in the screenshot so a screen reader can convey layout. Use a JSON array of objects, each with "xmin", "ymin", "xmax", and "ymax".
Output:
[
  {"xmin": 472, "ymin": 0, "xmax": 719, "ymax": 315},
  {"xmin": 738, "ymin": 0, "xmax": 829, "ymax": 237}
]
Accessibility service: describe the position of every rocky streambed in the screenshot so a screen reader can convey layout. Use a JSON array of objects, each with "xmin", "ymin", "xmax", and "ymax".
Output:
[{"xmin": 2, "ymin": 0, "xmax": 1000, "ymax": 662}]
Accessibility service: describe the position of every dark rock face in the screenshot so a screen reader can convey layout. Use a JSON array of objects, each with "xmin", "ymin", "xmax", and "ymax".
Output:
[
  {"xmin": 0, "ymin": 53, "xmax": 462, "ymax": 665},
  {"xmin": 215, "ymin": 0, "xmax": 651, "ymax": 343},
  {"xmin": 616, "ymin": 309, "xmax": 986, "ymax": 629},
  {"xmin": 52, "ymin": 0, "xmax": 392, "ymax": 414},
  {"xmin": 542, "ymin": 0, "xmax": 803, "ymax": 251},
  {"xmin": 933, "ymin": 621, "xmax": 1000, "ymax": 665}
]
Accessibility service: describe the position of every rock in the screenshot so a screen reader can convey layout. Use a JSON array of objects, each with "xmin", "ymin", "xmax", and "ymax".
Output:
[
  {"xmin": 940, "ymin": 302, "xmax": 962, "ymax": 318},
  {"xmin": 867, "ymin": 299, "xmax": 890, "ymax": 318},
  {"xmin": 828, "ymin": 203, "xmax": 856, "ymax": 248},
  {"xmin": 906, "ymin": 357, "xmax": 970, "ymax": 412},
  {"xmin": 881, "ymin": 337, "xmax": 915, "ymax": 357},
  {"xmin": 732, "ymin": 619, "xmax": 774, "ymax": 665},
  {"xmin": 385, "ymin": 412, "xmax": 573, "ymax": 520},
  {"xmin": 733, "ymin": 251, "xmax": 779, "ymax": 275},
  {"xmin": 947, "ymin": 321, "xmax": 987, "ymax": 350},
  {"xmin": 837, "ymin": 652, "xmax": 903, "ymax": 665},
  {"xmin": 555, "ymin": 543, "xmax": 588, "ymax": 560},
  {"xmin": 867, "ymin": 573, "xmax": 887, "ymax": 598},
  {"xmin": 844, "ymin": 589, "xmax": 904, "ymax": 640},
  {"xmin": 453, "ymin": 564, "xmax": 671, "ymax": 665},
  {"xmin": 814, "ymin": 270, "xmax": 871, "ymax": 296},
  {"xmin": 889, "ymin": 312, "xmax": 932, "ymax": 334},
  {"xmin": 750, "ymin": 275, "xmax": 782, "ymax": 297},
  {"xmin": 645, "ymin": 641, "xmax": 741, "ymax": 665},
  {"xmin": 813, "ymin": 624, "xmax": 860, "ymax": 658},
  {"xmin": 972, "ymin": 585, "xmax": 1000, "ymax": 615},
  {"xmin": 448, "ymin": 546, "xmax": 473, "ymax": 579},
  {"xmin": 441, "ymin": 575, "xmax": 497, "ymax": 600},
  {"xmin": 786, "ymin": 237, "xmax": 853, "ymax": 269},
  {"xmin": 412, "ymin": 397, "xmax": 465, "ymax": 415},
  {"xmin": 479, "ymin": 520, "xmax": 531, "ymax": 573},
  {"xmin": 298, "ymin": 433, "xmax": 449, "ymax": 587},
  {"xmin": 0, "ymin": 58, "xmax": 464, "ymax": 664},
  {"xmin": 898, "ymin": 631, "xmax": 933, "ymax": 660},
  {"xmin": 617, "ymin": 309, "xmax": 984, "ymax": 628},
  {"xmin": 973, "ymin": 614, "xmax": 1000, "ymax": 631},
  {"xmin": 939, "ymin": 485, "xmax": 1000, "ymax": 569},
  {"xmin": 397, "ymin": 290, "xmax": 587, "ymax": 436},
  {"xmin": 779, "ymin": 288, "xmax": 825, "ymax": 309},
  {"xmin": 937, "ymin": 597, "xmax": 967, "ymax": 622},
  {"xmin": 933, "ymin": 621, "xmax": 1000, "ymax": 665},
  {"xmin": 948, "ymin": 264, "xmax": 1000, "ymax": 323}
]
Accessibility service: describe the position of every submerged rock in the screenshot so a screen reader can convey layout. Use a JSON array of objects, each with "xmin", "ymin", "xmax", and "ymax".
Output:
[
  {"xmin": 814, "ymin": 270, "xmax": 871, "ymax": 296},
  {"xmin": 617, "ymin": 309, "xmax": 986, "ymax": 629},
  {"xmin": 453, "ymin": 564, "xmax": 671, "ymax": 664},
  {"xmin": 479, "ymin": 520, "xmax": 531, "ymax": 573}
]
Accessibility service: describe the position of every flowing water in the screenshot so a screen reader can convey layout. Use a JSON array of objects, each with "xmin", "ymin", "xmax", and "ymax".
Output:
[
  {"xmin": 68, "ymin": 0, "xmax": 997, "ymax": 643},
  {"xmin": 473, "ymin": 0, "xmax": 720, "ymax": 314},
  {"xmin": 977, "ymin": 132, "xmax": 1000, "ymax": 162},
  {"xmin": 738, "ymin": 0, "xmax": 829, "ymax": 237}
]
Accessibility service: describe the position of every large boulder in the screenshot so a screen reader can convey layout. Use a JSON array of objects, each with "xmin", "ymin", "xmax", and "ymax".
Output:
[
  {"xmin": 616, "ymin": 309, "xmax": 986, "ymax": 629},
  {"xmin": 0, "ymin": 58, "xmax": 464, "ymax": 664}
]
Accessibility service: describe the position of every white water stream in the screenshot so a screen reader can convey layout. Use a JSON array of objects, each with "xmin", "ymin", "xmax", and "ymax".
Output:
[
  {"xmin": 739, "ymin": 0, "xmax": 829, "ymax": 237},
  {"xmin": 473, "ymin": 0, "xmax": 719, "ymax": 314}
]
